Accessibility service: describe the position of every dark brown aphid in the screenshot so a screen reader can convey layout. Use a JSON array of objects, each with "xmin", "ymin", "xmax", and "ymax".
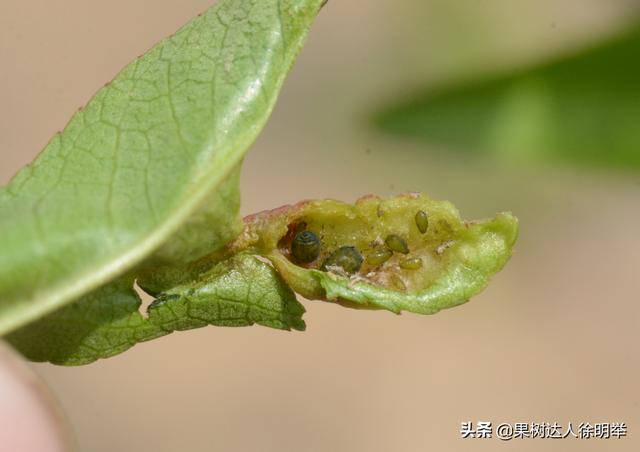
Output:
[
  {"xmin": 291, "ymin": 231, "xmax": 321, "ymax": 263},
  {"xmin": 321, "ymin": 246, "xmax": 364, "ymax": 274},
  {"xmin": 148, "ymin": 293, "xmax": 180, "ymax": 310},
  {"xmin": 366, "ymin": 248, "xmax": 393, "ymax": 266},
  {"xmin": 385, "ymin": 234, "xmax": 409, "ymax": 254},
  {"xmin": 399, "ymin": 257, "xmax": 423, "ymax": 270},
  {"xmin": 415, "ymin": 210, "xmax": 429, "ymax": 234}
]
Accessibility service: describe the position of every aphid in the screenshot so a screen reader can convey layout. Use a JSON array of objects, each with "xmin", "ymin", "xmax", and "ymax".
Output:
[
  {"xmin": 389, "ymin": 274, "xmax": 407, "ymax": 291},
  {"xmin": 415, "ymin": 210, "xmax": 429, "ymax": 234},
  {"xmin": 148, "ymin": 293, "xmax": 180, "ymax": 310},
  {"xmin": 291, "ymin": 230, "xmax": 321, "ymax": 263},
  {"xmin": 385, "ymin": 234, "xmax": 409, "ymax": 254},
  {"xmin": 321, "ymin": 246, "xmax": 364, "ymax": 274},
  {"xmin": 366, "ymin": 248, "xmax": 393, "ymax": 266},
  {"xmin": 399, "ymin": 257, "xmax": 423, "ymax": 270}
]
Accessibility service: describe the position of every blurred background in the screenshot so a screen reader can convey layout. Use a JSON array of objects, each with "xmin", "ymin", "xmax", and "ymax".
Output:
[{"xmin": 1, "ymin": 0, "xmax": 639, "ymax": 451}]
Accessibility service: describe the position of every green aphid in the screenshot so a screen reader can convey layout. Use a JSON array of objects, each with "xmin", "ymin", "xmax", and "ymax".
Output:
[
  {"xmin": 291, "ymin": 230, "xmax": 321, "ymax": 263},
  {"xmin": 390, "ymin": 274, "xmax": 407, "ymax": 291},
  {"xmin": 385, "ymin": 234, "xmax": 409, "ymax": 254},
  {"xmin": 366, "ymin": 248, "xmax": 393, "ymax": 266},
  {"xmin": 399, "ymin": 257, "xmax": 423, "ymax": 270},
  {"xmin": 415, "ymin": 210, "xmax": 429, "ymax": 234},
  {"xmin": 321, "ymin": 246, "xmax": 364, "ymax": 274}
]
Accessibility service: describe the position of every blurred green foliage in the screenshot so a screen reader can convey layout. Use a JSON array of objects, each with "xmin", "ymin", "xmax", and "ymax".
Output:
[{"xmin": 376, "ymin": 23, "xmax": 640, "ymax": 169}]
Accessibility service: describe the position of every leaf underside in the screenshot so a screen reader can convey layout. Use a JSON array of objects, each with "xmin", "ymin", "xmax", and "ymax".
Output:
[
  {"xmin": 0, "ymin": 0, "xmax": 325, "ymax": 335},
  {"xmin": 9, "ymin": 193, "xmax": 517, "ymax": 365},
  {"xmin": 2, "ymin": 1, "xmax": 519, "ymax": 366},
  {"xmin": 7, "ymin": 255, "xmax": 305, "ymax": 365}
]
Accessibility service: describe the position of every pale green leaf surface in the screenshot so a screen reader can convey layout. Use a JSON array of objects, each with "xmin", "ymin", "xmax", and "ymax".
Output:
[
  {"xmin": 312, "ymin": 212, "xmax": 517, "ymax": 314},
  {"xmin": 7, "ymin": 254, "xmax": 305, "ymax": 365},
  {"xmin": 0, "ymin": 0, "xmax": 324, "ymax": 335},
  {"xmin": 150, "ymin": 163, "xmax": 243, "ymax": 265}
]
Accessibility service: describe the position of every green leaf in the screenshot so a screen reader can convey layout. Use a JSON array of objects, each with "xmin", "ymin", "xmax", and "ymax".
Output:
[
  {"xmin": 150, "ymin": 163, "xmax": 243, "ymax": 265},
  {"xmin": 7, "ymin": 193, "xmax": 515, "ymax": 364},
  {"xmin": 0, "ymin": 0, "xmax": 325, "ymax": 335},
  {"xmin": 149, "ymin": 254, "xmax": 305, "ymax": 333},
  {"xmin": 5, "ymin": 279, "xmax": 160, "ymax": 365},
  {"xmin": 234, "ymin": 194, "xmax": 518, "ymax": 315},
  {"xmin": 7, "ymin": 254, "xmax": 305, "ymax": 365},
  {"xmin": 375, "ymin": 24, "xmax": 640, "ymax": 169},
  {"xmin": 2, "ymin": 0, "xmax": 519, "ymax": 366}
]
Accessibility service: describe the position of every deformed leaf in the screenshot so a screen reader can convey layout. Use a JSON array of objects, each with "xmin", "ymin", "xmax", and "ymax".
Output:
[
  {"xmin": 1, "ymin": 0, "xmax": 519, "ymax": 366},
  {"xmin": 7, "ymin": 193, "xmax": 516, "ymax": 365},
  {"xmin": 7, "ymin": 254, "xmax": 305, "ymax": 365},
  {"xmin": 233, "ymin": 194, "xmax": 518, "ymax": 315},
  {"xmin": 148, "ymin": 254, "xmax": 305, "ymax": 332}
]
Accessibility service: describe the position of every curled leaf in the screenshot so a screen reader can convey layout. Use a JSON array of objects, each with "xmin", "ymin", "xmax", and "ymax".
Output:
[
  {"xmin": 235, "ymin": 194, "xmax": 518, "ymax": 314},
  {"xmin": 7, "ymin": 255, "xmax": 304, "ymax": 365},
  {"xmin": 147, "ymin": 254, "xmax": 305, "ymax": 333},
  {"xmin": 1, "ymin": 0, "xmax": 518, "ymax": 366},
  {"xmin": 7, "ymin": 193, "xmax": 517, "ymax": 365}
]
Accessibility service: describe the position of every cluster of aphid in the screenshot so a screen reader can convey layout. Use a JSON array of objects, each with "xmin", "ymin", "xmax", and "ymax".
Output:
[{"xmin": 289, "ymin": 210, "xmax": 429, "ymax": 276}]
